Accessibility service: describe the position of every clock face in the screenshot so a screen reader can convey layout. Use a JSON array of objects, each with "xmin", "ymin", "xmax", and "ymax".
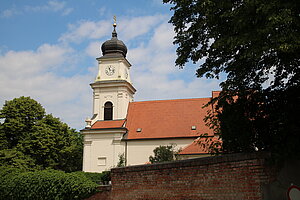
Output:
[{"xmin": 105, "ymin": 65, "xmax": 115, "ymax": 76}]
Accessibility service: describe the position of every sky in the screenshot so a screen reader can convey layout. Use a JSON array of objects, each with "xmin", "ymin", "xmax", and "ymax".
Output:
[{"xmin": 0, "ymin": 0, "xmax": 222, "ymax": 130}]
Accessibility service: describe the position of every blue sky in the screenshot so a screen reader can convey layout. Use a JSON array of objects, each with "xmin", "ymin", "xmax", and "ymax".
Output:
[{"xmin": 0, "ymin": 0, "xmax": 221, "ymax": 130}]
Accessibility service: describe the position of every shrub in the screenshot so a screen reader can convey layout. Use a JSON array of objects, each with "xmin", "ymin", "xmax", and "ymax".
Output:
[
  {"xmin": 71, "ymin": 171, "xmax": 103, "ymax": 185},
  {"xmin": 0, "ymin": 168, "xmax": 98, "ymax": 200},
  {"xmin": 0, "ymin": 166, "xmax": 25, "ymax": 198},
  {"xmin": 100, "ymin": 171, "xmax": 111, "ymax": 185},
  {"xmin": 117, "ymin": 153, "xmax": 125, "ymax": 167},
  {"xmin": 149, "ymin": 145, "xmax": 177, "ymax": 163},
  {"xmin": 70, "ymin": 171, "xmax": 111, "ymax": 185}
]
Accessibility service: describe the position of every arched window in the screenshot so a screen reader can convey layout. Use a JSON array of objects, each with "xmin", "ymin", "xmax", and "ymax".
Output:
[{"xmin": 104, "ymin": 102, "xmax": 113, "ymax": 120}]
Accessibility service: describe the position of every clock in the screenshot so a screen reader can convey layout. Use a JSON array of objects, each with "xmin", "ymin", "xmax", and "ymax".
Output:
[{"xmin": 105, "ymin": 65, "xmax": 115, "ymax": 76}]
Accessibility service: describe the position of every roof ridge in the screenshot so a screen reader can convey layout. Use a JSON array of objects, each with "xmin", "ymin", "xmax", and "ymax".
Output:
[
  {"xmin": 131, "ymin": 97, "xmax": 211, "ymax": 104},
  {"xmin": 95, "ymin": 119, "xmax": 126, "ymax": 122}
]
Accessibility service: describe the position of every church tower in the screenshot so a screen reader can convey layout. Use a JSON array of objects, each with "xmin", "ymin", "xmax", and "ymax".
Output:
[
  {"xmin": 82, "ymin": 18, "xmax": 136, "ymax": 172},
  {"xmin": 87, "ymin": 18, "xmax": 136, "ymax": 126}
]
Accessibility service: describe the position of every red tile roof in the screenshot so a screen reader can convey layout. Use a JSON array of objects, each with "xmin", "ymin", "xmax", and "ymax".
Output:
[
  {"xmin": 179, "ymin": 136, "xmax": 221, "ymax": 155},
  {"xmin": 91, "ymin": 119, "xmax": 126, "ymax": 129},
  {"xmin": 125, "ymin": 98, "xmax": 214, "ymax": 140}
]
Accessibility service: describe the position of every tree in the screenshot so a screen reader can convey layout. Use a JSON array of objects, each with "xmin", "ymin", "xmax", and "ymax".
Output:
[
  {"xmin": 163, "ymin": 0, "xmax": 299, "ymax": 91},
  {"xmin": 0, "ymin": 96, "xmax": 45, "ymax": 149},
  {"xmin": 164, "ymin": 0, "xmax": 300, "ymax": 160},
  {"xmin": 117, "ymin": 153, "xmax": 125, "ymax": 167},
  {"xmin": 149, "ymin": 145, "xmax": 177, "ymax": 164},
  {"xmin": 0, "ymin": 97, "xmax": 83, "ymax": 171}
]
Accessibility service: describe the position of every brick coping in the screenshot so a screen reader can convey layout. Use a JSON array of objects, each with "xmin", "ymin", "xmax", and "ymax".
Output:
[{"xmin": 112, "ymin": 152, "xmax": 269, "ymax": 173}]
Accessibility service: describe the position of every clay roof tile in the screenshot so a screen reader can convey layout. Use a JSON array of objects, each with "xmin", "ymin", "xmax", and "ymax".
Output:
[
  {"xmin": 125, "ymin": 98, "xmax": 214, "ymax": 140},
  {"xmin": 91, "ymin": 119, "xmax": 126, "ymax": 129}
]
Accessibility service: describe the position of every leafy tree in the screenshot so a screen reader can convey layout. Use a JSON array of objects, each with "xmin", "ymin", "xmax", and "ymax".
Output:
[
  {"xmin": 164, "ymin": 0, "xmax": 300, "ymax": 160},
  {"xmin": 163, "ymin": 0, "xmax": 299, "ymax": 91},
  {"xmin": 0, "ymin": 96, "xmax": 45, "ymax": 149},
  {"xmin": 117, "ymin": 153, "xmax": 125, "ymax": 167},
  {"xmin": 149, "ymin": 145, "xmax": 176, "ymax": 164},
  {"xmin": 0, "ymin": 149, "xmax": 37, "ymax": 170},
  {"xmin": 0, "ymin": 96, "xmax": 83, "ymax": 171}
]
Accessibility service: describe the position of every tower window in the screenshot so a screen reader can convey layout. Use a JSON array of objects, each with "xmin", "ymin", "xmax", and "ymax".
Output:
[{"xmin": 104, "ymin": 101, "xmax": 113, "ymax": 120}]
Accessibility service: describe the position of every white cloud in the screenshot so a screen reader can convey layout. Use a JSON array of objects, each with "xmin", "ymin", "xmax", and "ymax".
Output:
[
  {"xmin": 85, "ymin": 41, "xmax": 102, "ymax": 58},
  {"xmin": 60, "ymin": 15, "xmax": 170, "ymax": 44},
  {"xmin": 125, "ymin": 18, "xmax": 221, "ymax": 101},
  {"xmin": 59, "ymin": 20, "xmax": 111, "ymax": 43},
  {"xmin": 98, "ymin": 7, "xmax": 106, "ymax": 16},
  {"xmin": 0, "ymin": 44, "xmax": 92, "ymax": 130},
  {"xmin": 0, "ymin": 44, "xmax": 72, "ymax": 77},
  {"xmin": 133, "ymin": 74, "xmax": 220, "ymax": 101},
  {"xmin": 149, "ymin": 23, "xmax": 174, "ymax": 50},
  {"xmin": 47, "ymin": 1, "xmax": 65, "ymax": 11},
  {"xmin": 62, "ymin": 7, "xmax": 73, "ymax": 16},
  {"xmin": 119, "ymin": 15, "xmax": 169, "ymax": 41},
  {"xmin": 19, "ymin": 1, "xmax": 73, "ymax": 16},
  {"xmin": 1, "ymin": 1, "xmax": 73, "ymax": 18},
  {"xmin": 1, "ymin": 7, "xmax": 21, "ymax": 18}
]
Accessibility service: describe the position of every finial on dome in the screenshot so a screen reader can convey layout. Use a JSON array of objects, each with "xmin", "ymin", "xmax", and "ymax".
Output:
[
  {"xmin": 112, "ymin": 15, "xmax": 117, "ymax": 38},
  {"xmin": 113, "ymin": 15, "xmax": 117, "ymax": 27},
  {"xmin": 101, "ymin": 16, "xmax": 127, "ymax": 57}
]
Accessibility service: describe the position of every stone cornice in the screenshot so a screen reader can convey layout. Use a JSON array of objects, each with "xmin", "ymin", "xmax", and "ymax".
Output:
[
  {"xmin": 96, "ymin": 56, "xmax": 131, "ymax": 67},
  {"xmin": 81, "ymin": 127, "xmax": 127, "ymax": 135},
  {"xmin": 90, "ymin": 80, "xmax": 136, "ymax": 94}
]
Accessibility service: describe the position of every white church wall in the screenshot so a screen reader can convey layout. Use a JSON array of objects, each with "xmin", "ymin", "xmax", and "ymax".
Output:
[
  {"xmin": 126, "ymin": 138, "xmax": 196, "ymax": 166},
  {"xmin": 83, "ymin": 132, "xmax": 125, "ymax": 172}
]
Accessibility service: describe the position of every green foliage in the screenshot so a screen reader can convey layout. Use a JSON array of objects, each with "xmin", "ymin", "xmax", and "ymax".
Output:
[
  {"xmin": 0, "ymin": 96, "xmax": 83, "ymax": 172},
  {"xmin": 0, "ymin": 148, "xmax": 37, "ymax": 170},
  {"xmin": 0, "ymin": 96, "xmax": 45, "ymax": 149},
  {"xmin": 164, "ymin": 0, "xmax": 300, "ymax": 161},
  {"xmin": 100, "ymin": 171, "xmax": 111, "ymax": 185},
  {"xmin": 149, "ymin": 145, "xmax": 177, "ymax": 164},
  {"xmin": 72, "ymin": 171, "xmax": 102, "ymax": 185},
  {"xmin": 0, "ymin": 166, "xmax": 25, "ymax": 198},
  {"xmin": 117, "ymin": 153, "xmax": 125, "ymax": 167},
  {"xmin": 70, "ymin": 171, "xmax": 111, "ymax": 185},
  {"xmin": 0, "ymin": 167, "xmax": 98, "ymax": 200},
  {"xmin": 163, "ymin": 0, "xmax": 299, "ymax": 91},
  {"xmin": 217, "ymin": 88, "xmax": 300, "ymax": 159}
]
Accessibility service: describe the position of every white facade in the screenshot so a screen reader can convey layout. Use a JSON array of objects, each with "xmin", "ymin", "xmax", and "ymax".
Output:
[
  {"xmin": 82, "ymin": 129, "xmax": 126, "ymax": 172},
  {"xmin": 90, "ymin": 56, "xmax": 135, "ymax": 125},
  {"xmin": 126, "ymin": 138, "xmax": 196, "ymax": 166},
  {"xmin": 83, "ymin": 130, "xmax": 197, "ymax": 172}
]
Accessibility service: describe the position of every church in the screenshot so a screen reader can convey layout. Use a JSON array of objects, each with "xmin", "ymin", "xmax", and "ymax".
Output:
[{"xmin": 81, "ymin": 21, "xmax": 219, "ymax": 173}]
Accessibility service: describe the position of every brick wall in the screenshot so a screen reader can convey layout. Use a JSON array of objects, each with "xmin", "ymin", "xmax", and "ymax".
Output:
[
  {"xmin": 86, "ymin": 185, "xmax": 111, "ymax": 200},
  {"xmin": 89, "ymin": 153, "xmax": 278, "ymax": 200}
]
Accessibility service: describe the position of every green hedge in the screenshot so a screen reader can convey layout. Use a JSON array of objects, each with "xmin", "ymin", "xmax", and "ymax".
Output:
[
  {"xmin": 0, "ymin": 167, "xmax": 98, "ymax": 200},
  {"xmin": 72, "ymin": 171, "xmax": 111, "ymax": 185}
]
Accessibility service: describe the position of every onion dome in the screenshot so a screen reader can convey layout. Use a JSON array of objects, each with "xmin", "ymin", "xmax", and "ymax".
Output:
[{"xmin": 101, "ymin": 21, "xmax": 127, "ymax": 57}]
